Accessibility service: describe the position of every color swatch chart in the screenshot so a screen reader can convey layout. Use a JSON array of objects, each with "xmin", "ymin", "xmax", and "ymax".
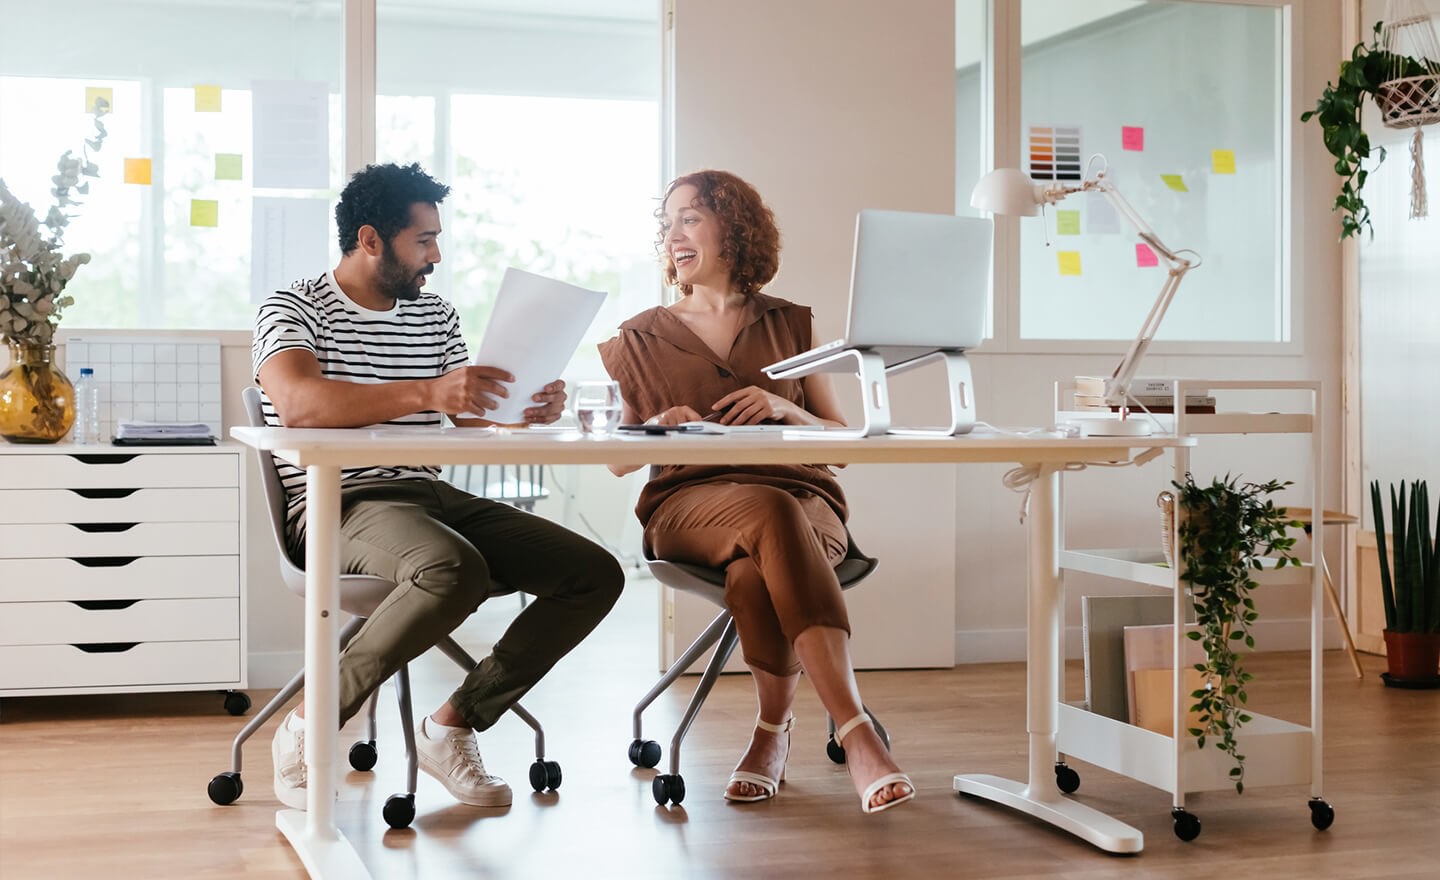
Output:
[{"xmin": 1028, "ymin": 125, "xmax": 1083, "ymax": 181}]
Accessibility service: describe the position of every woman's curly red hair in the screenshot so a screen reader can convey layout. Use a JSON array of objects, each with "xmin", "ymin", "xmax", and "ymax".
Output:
[{"xmin": 656, "ymin": 170, "xmax": 781, "ymax": 297}]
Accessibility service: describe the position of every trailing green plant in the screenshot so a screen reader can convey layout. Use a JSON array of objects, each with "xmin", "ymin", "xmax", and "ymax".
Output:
[
  {"xmin": 1370, "ymin": 479, "xmax": 1440, "ymax": 634},
  {"xmin": 1299, "ymin": 22, "xmax": 1432, "ymax": 240},
  {"xmin": 1174, "ymin": 473, "xmax": 1299, "ymax": 793}
]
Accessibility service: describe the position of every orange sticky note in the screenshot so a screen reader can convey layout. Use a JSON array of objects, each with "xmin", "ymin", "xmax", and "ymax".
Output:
[
  {"xmin": 1058, "ymin": 251, "xmax": 1082, "ymax": 276},
  {"xmin": 194, "ymin": 85, "xmax": 222, "ymax": 112},
  {"xmin": 215, "ymin": 153, "xmax": 243, "ymax": 181},
  {"xmin": 85, "ymin": 86, "xmax": 113, "ymax": 115},
  {"xmin": 190, "ymin": 199, "xmax": 219, "ymax": 227},
  {"xmin": 123, "ymin": 158, "xmax": 152, "ymax": 185},
  {"xmin": 1161, "ymin": 174, "xmax": 1188, "ymax": 192},
  {"xmin": 1136, "ymin": 242, "xmax": 1159, "ymax": 268},
  {"xmin": 1212, "ymin": 149, "xmax": 1236, "ymax": 174},
  {"xmin": 1122, "ymin": 126, "xmax": 1144, "ymax": 151}
]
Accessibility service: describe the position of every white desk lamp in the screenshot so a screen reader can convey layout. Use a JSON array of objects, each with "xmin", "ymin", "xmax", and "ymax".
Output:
[{"xmin": 970, "ymin": 158, "xmax": 1197, "ymax": 436}]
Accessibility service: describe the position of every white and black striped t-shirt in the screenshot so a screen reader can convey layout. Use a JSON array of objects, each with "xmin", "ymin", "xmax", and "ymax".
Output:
[{"xmin": 252, "ymin": 271, "xmax": 469, "ymax": 533}]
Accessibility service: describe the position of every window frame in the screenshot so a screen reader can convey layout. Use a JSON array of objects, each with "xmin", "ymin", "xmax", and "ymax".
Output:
[{"xmin": 975, "ymin": 0, "xmax": 1302, "ymax": 358}]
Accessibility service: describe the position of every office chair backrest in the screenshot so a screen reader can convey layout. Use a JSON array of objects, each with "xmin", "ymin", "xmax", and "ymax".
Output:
[{"xmin": 241, "ymin": 386, "xmax": 399, "ymax": 613}]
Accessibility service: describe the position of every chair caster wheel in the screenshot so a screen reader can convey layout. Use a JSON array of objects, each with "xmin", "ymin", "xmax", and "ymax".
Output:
[
  {"xmin": 383, "ymin": 793, "xmax": 415, "ymax": 829},
  {"xmin": 530, "ymin": 759, "xmax": 562, "ymax": 791},
  {"xmin": 208, "ymin": 771, "xmax": 243, "ymax": 805},
  {"xmin": 652, "ymin": 773, "xmax": 686, "ymax": 805},
  {"xmin": 349, "ymin": 740, "xmax": 378, "ymax": 772},
  {"xmin": 826, "ymin": 736, "xmax": 846, "ymax": 764},
  {"xmin": 1308, "ymin": 797, "xmax": 1335, "ymax": 830},
  {"xmin": 629, "ymin": 738, "xmax": 661, "ymax": 768}
]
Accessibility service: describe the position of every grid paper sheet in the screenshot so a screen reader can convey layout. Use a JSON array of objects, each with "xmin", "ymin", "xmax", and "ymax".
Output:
[{"xmin": 64, "ymin": 336, "xmax": 223, "ymax": 442}]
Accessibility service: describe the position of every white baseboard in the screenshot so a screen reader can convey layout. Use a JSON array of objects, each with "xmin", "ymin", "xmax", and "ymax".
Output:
[{"xmin": 956, "ymin": 616, "xmax": 1343, "ymax": 665}]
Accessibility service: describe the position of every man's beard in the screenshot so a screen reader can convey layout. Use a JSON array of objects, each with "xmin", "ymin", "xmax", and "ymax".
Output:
[{"xmin": 377, "ymin": 243, "xmax": 432, "ymax": 302}]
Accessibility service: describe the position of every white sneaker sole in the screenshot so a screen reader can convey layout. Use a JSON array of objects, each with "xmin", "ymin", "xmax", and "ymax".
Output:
[{"xmin": 417, "ymin": 759, "xmax": 513, "ymax": 807}]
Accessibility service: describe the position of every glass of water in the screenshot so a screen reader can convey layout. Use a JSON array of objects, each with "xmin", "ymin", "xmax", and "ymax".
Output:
[{"xmin": 573, "ymin": 380, "xmax": 623, "ymax": 438}]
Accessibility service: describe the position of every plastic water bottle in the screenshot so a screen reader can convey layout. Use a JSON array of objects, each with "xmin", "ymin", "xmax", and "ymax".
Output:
[{"xmin": 72, "ymin": 367, "xmax": 102, "ymax": 445}]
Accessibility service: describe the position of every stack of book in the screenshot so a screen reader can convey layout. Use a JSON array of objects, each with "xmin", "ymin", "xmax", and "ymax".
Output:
[
  {"xmin": 114, "ymin": 421, "xmax": 217, "ymax": 446},
  {"xmin": 1071, "ymin": 377, "xmax": 1216, "ymax": 414}
]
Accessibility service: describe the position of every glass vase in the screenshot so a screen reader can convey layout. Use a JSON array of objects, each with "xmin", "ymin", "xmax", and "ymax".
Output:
[{"xmin": 0, "ymin": 341, "xmax": 76, "ymax": 443}]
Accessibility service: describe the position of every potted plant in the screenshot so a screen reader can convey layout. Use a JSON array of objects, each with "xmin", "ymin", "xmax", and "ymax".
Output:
[
  {"xmin": 1370, "ymin": 479, "xmax": 1440, "ymax": 686},
  {"xmin": 1300, "ymin": 21, "xmax": 1439, "ymax": 240},
  {"xmin": 1173, "ymin": 473, "xmax": 1300, "ymax": 793}
]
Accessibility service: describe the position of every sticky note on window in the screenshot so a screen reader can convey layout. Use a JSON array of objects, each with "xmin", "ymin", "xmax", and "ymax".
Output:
[
  {"xmin": 1057, "ymin": 251, "xmax": 1082, "ymax": 276},
  {"xmin": 1136, "ymin": 242, "xmax": 1159, "ymax": 268},
  {"xmin": 1212, "ymin": 149, "xmax": 1236, "ymax": 174},
  {"xmin": 85, "ymin": 86, "xmax": 113, "ymax": 115},
  {"xmin": 1056, "ymin": 210, "xmax": 1081, "ymax": 235},
  {"xmin": 195, "ymin": 85, "xmax": 222, "ymax": 113},
  {"xmin": 1161, "ymin": 174, "xmax": 1188, "ymax": 192},
  {"xmin": 215, "ymin": 153, "xmax": 243, "ymax": 181},
  {"xmin": 1122, "ymin": 126, "xmax": 1144, "ymax": 151},
  {"xmin": 190, "ymin": 199, "xmax": 219, "ymax": 227},
  {"xmin": 123, "ymin": 158, "xmax": 152, "ymax": 185}
]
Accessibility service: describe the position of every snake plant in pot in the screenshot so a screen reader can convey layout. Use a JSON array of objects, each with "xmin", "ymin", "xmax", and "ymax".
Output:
[{"xmin": 1370, "ymin": 479, "xmax": 1440, "ymax": 685}]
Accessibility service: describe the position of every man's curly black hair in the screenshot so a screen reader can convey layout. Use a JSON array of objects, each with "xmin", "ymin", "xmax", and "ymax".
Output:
[{"xmin": 335, "ymin": 163, "xmax": 451, "ymax": 255}]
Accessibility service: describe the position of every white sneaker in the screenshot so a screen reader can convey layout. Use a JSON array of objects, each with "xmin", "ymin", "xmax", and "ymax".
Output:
[
  {"xmin": 416, "ymin": 717, "xmax": 513, "ymax": 807},
  {"xmin": 272, "ymin": 712, "xmax": 307, "ymax": 810}
]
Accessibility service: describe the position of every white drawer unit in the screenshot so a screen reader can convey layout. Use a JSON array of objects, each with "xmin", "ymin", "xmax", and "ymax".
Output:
[{"xmin": 0, "ymin": 445, "xmax": 248, "ymax": 712}]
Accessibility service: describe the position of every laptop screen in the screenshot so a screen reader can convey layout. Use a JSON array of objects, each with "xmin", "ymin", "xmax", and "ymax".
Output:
[{"xmin": 844, "ymin": 210, "xmax": 992, "ymax": 351}]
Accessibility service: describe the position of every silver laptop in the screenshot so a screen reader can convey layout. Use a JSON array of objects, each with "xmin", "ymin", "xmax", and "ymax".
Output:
[{"xmin": 764, "ymin": 210, "xmax": 992, "ymax": 375}]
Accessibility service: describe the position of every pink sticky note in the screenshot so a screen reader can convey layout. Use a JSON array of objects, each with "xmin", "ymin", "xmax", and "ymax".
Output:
[
  {"xmin": 1122, "ymin": 126, "xmax": 1144, "ymax": 151},
  {"xmin": 1136, "ymin": 242, "xmax": 1159, "ymax": 268}
]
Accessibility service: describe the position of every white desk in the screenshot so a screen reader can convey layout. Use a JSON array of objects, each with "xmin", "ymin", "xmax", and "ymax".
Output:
[{"xmin": 230, "ymin": 425, "xmax": 1194, "ymax": 876}]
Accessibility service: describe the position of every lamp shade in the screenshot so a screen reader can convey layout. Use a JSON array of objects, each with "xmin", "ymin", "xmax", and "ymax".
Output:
[{"xmin": 970, "ymin": 168, "xmax": 1043, "ymax": 217}]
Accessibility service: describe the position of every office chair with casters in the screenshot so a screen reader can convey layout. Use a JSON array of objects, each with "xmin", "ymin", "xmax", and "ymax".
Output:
[
  {"xmin": 630, "ymin": 529, "xmax": 889, "ymax": 806},
  {"xmin": 207, "ymin": 388, "xmax": 561, "ymax": 829}
]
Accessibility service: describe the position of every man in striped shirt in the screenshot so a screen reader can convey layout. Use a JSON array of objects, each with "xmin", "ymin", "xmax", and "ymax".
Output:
[{"xmin": 253, "ymin": 163, "xmax": 623, "ymax": 811}]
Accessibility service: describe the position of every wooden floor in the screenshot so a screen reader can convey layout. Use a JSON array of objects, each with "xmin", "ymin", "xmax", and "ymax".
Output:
[{"xmin": 2, "ymin": 575, "xmax": 1438, "ymax": 880}]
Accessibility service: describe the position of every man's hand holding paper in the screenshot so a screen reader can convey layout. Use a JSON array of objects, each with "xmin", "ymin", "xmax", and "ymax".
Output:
[{"xmin": 455, "ymin": 267, "xmax": 607, "ymax": 425}]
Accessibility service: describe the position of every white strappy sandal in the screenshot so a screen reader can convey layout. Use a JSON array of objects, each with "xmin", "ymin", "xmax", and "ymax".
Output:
[
  {"xmin": 723, "ymin": 715, "xmax": 794, "ymax": 803},
  {"xmin": 835, "ymin": 713, "xmax": 915, "ymax": 814}
]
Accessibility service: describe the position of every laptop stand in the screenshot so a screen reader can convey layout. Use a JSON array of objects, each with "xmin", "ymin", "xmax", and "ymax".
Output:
[{"xmin": 764, "ymin": 348, "xmax": 975, "ymax": 437}]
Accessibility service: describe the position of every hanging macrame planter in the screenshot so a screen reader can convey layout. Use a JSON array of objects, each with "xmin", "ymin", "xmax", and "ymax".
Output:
[{"xmin": 1376, "ymin": 0, "xmax": 1440, "ymax": 219}]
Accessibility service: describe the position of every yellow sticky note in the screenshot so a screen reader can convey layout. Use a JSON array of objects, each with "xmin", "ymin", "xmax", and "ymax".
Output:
[
  {"xmin": 123, "ymin": 158, "xmax": 152, "ymax": 185},
  {"xmin": 85, "ymin": 86, "xmax": 113, "ymax": 115},
  {"xmin": 190, "ymin": 199, "xmax": 219, "ymax": 228},
  {"xmin": 1056, "ymin": 209, "xmax": 1081, "ymax": 236},
  {"xmin": 215, "ymin": 153, "xmax": 243, "ymax": 181},
  {"xmin": 1058, "ymin": 251, "xmax": 1082, "ymax": 276},
  {"xmin": 194, "ymin": 85, "xmax": 222, "ymax": 113},
  {"xmin": 1161, "ymin": 174, "xmax": 1188, "ymax": 192},
  {"xmin": 1212, "ymin": 149, "xmax": 1236, "ymax": 174}
]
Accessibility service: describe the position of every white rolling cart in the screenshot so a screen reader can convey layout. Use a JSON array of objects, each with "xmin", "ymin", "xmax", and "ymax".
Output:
[{"xmin": 1054, "ymin": 379, "xmax": 1334, "ymax": 841}]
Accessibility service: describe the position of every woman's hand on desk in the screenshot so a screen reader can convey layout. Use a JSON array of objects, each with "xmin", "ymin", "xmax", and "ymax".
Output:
[
  {"xmin": 711, "ymin": 386, "xmax": 841, "ymax": 429},
  {"xmin": 647, "ymin": 405, "xmax": 704, "ymax": 427}
]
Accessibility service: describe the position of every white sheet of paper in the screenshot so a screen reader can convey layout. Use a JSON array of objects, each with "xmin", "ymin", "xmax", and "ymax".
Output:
[
  {"xmin": 463, "ymin": 267, "xmax": 607, "ymax": 423},
  {"xmin": 251, "ymin": 79, "xmax": 329, "ymax": 189},
  {"xmin": 251, "ymin": 197, "xmax": 330, "ymax": 303}
]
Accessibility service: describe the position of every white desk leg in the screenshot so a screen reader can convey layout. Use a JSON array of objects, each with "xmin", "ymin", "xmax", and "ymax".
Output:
[
  {"xmin": 276, "ymin": 465, "xmax": 372, "ymax": 879},
  {"xmin": 954, "ymin": 465, "xmax": 1143, "ymax": 854}
]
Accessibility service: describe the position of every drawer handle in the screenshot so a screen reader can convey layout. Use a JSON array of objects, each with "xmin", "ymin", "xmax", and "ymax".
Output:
[
  {"xmin": 70, "ymin": 488, "xmax": 140, "ymax": 499},
  {"xmin": 69, "ymin": 454, "xmax": 139, "ymax": 465},
  {"xmin": 72, "ymin": 643, "xmax": 140, "ymax": 653},
  {"xmin": 72, "ymin": 600, "xmax": 140, "ymax": 611},
  {"xmin": 72, "ymin": 557, "xmax": 140, "ymax": 567},
  {"xmin": 72, "ymin": 523, "xmax": 138, "ymax": 533}
]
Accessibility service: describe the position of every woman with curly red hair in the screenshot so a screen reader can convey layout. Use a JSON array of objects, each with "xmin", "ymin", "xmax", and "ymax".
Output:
[{"xmin": 598, "ymin": 170, "xmax": 914, "ymax": 814}]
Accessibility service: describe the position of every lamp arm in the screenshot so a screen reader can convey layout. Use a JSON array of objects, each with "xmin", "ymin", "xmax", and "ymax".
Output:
[{"xmin": 1084, "ymin": 178, "xmax": 1195, "ymax": 405}]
